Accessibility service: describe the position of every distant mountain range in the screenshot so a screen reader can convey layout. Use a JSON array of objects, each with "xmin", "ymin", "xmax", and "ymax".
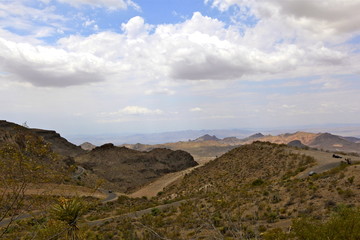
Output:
[
  {"xmin": 68, "ymin": 129, "xmax": 254, "ymax": 145},
  {"xmin": 122, "ymin": 131, "xmax": 360, "ymax": 163},
  {"xmin": 67, "ymin": 124, "xmax": 360, "ymax": 146}
]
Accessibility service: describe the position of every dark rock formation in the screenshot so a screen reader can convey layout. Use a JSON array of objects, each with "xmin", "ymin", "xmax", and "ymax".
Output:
[
  {"xmin": 287, "ymin": 140, "xmax": 307, "ymax": 148},
  {"xmin": 75, "ymin": 145, "xmax": 198, "ymax": 192}
]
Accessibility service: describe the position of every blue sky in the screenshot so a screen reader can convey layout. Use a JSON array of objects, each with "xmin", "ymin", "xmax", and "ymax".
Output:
[{"xmin": 1, "ymin": 0, "xmax": 360, "ymax": 137}]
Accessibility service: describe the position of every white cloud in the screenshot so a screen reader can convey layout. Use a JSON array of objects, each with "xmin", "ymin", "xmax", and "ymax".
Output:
[
  {"xmin": 0, "ymin": 38, "xmax": 109, "ymax": 87},
  {"xmin": 0, "ymin": 7, "xmax": 358, "ymax": 88},
  {"xmin": 113, "ymin": 106, "xmax": 163, "ymax": 115},
  {"xmin": 0, "ymin": 1, "xmax": 67, "ymax": 39},
  {"xmin": 206, "ymin": 0, "xmax": 360, "ymax": 40},
  {"xmin": 190, "ymin": 107, "xmax": 203, "ymax": 112},
  {"xmin": 145, "ymin": 88, "xmax": 175, "ymax": 95},
  {"xmin": 121, "ymin": 16, "xmax": 153, "ymax": 38},
  {"xmin": 310, "ymin": 77, "xmax": 344, "ymax": 90},
  {"xmin": 58, "ymin": 0, "xmax": 140, "ymax": 10}
]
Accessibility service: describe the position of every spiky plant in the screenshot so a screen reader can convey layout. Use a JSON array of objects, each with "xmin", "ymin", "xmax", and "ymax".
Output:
[{"xmin": 50, "ymin": 197, "xmax": 86, "ymax": 240}]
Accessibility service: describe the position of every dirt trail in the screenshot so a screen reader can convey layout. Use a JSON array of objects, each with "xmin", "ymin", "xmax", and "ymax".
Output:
[{"xmin": 129, "ymin": 161, "xmax": 206, "ymax": 198}]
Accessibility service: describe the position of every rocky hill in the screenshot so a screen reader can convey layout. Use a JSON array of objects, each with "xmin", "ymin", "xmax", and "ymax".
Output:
[
  {"xmin": 74, "ymin": 143, "xmax": 198, "ymax": 192},
  {"xmin": 0, "ymin": 120, "xmax": 72, "ymax": 184},
  {"xmin": 121, "ymin": 142, "xmax": 359, "ymax": 239},
  {"xmin": 30, "ymin": 128, "xmax": 85, "ymax": 157},
  {"xmin": 193, "ymin": 134, "xmax": 220, "ymax": 142},
  {"xmin": 309, "ymin": 132, "xmax": 360, "ymax": 152},
  {"xmin": 0, "ymin": 120, "xmax": 85, "ymax": 157},
  {"xmin": 80, "ymin": 141, "xmax": 360, "ymax": 239}
]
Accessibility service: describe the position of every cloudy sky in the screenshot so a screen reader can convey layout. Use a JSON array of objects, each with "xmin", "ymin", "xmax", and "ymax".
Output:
[{"xmin": 1, "ymin": 0, "xmax": 360, "ymax": 137}]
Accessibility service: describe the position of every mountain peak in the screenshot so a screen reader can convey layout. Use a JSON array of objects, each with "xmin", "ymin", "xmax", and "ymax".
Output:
[{"xmin": 193, "ymin": 134, "xmax": 220, "ymax": 142}]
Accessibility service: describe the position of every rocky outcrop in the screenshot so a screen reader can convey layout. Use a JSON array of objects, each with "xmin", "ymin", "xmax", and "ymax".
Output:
[
  {"xmin": 31, "ymin": 129, "xmax": 85, "ymax": 157},
  {"xmin": 75, "ymin": 144, "xmax": 198, "ymax": 192},
  {"xmin": 0, "ymin": 120, "xmax": 84, "ymax": 157},
  {"xmin": 287, "ymin": 140, "xmax": 307, "ymax": 148}
]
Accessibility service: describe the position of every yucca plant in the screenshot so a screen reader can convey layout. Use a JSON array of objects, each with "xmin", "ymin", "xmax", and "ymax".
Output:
[{"xmin": 50, "ymin": 197, "xmax": 87, "ymax": 240}]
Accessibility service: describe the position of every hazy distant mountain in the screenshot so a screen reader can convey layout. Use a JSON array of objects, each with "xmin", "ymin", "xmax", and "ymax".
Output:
[
  {"xmin": 252, "ymin": 132, "xmax": 360, "ymax": 153},
  {"xmin": 80, "ymin": 142, "xmax": 97, "ymax": 151},
  {"xmin": 309, "ymin": 133, "xmax": 360, "ymax": 152},
  {"xmin": 193, "ymin": 134, "xmax": 220, "ymax": 142},
  {"xmin": 342, "ymin": 136, "xmax": 360, "ymax": 143},
  {"xmin": 254, "ymin": 132, "xmax": 319, "ymax": 145},
  {"xmin": 68, "ymin": 129, "xmax": 253, "ymax": 145}
]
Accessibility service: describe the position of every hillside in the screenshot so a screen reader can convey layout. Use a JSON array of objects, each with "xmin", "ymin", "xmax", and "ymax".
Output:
[
  {"xmin": 74, "ymin": 141, "xmax": 360, "ymax": 239},
  {"xmin": 0, "ymin": 120, "xmax": 85, "ymax": 157},
  {"xmin": 252, "ymin": 131, "xmax": 319, "ymax": 145},
  {"xmin": 74, "ymin": 143, "xmax": 198, "ymax": 192},
  {"xmin": 3, "ymin": 136, "xmax": 360, "ymax": 239}
]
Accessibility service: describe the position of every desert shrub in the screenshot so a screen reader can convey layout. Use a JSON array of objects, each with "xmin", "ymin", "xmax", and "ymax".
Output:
[
  {"xmin": 252, "ymin": 178, "xmax": 265, "ymax": 186},
  {"xmin": 264, "ymin": 206, "xmax": 360, "ymax": 240}
]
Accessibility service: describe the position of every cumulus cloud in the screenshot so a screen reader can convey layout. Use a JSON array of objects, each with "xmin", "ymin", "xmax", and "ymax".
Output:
[
  {"xmin": 206, "ymin": 0, "xmax": 360, "ymax": 38},
  {"xmin": 0, "ymin": 38, "xmax": 107, "ymax": 87},
  {"xmin": 121, "ymin": 16, "xmax": 152, "ymax": 38},
  {"xmin": 190, "ymin": 107, "xmax": 203, "ymax": 112},
  {"xmin": 112, "ymin": 106, "xmax": 163, "ymax": 115},
  {"xmin": 0, "ymin": 7, "xmax": 358, "ymax": 87}
]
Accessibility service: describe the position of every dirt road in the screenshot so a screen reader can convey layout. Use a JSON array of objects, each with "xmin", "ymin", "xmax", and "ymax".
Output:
[
  {"xmin": 292, "ymin": 149, "xmax": 360, "ymax": 178},
  {"xmin": 129, "ymin": 164, "xmax": 204, "ymax": 198}
]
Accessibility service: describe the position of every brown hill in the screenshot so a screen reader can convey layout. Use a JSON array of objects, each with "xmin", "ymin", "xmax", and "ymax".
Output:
[
  {"xmin": 250, "ymin": 131, "xmax": 360, "ymax": 153},
  {"xmin": 309, "ymin": 132, "xmax": 360, "ymax": 152},
  {"xmin": 0, "ymin": 120, "xmax": 84, "ymax": 157},
  {"xmin": 30, "ymin": 128, "xmax": 85, "ymax": 157},
  {"xmin": 123, "ymin": 142, "xmax": 359, "ymax": 239},
  {"xmin": 254, "ymin": 131, "xmax": 319, "ymax": 145},
  {"xmin": 74, "ymin": 143, "xmax": 198, "ymax": 192},
  {"xmin": 0, "ymin": 121, "xmax": 73, "ymax": 184}
]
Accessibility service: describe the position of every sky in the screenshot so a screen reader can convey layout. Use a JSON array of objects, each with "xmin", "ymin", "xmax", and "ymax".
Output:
[{"xmin": 1, "ymin": 0, "xmax": 360, "ymax": 137}]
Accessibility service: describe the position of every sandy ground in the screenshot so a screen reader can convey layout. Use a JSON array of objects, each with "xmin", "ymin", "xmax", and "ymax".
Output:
[
  {"xmin": 129, "ymin": 157, "xmax": 212, "ymax": 198},
  {"xmin": 129, "ymin": 164, "xmax": 203, "ymax": 198}
]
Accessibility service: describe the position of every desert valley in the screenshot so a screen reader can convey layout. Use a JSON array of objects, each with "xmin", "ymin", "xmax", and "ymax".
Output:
[
  {"xmin": 1, "ymin": 120, "xmax": 360, "ymax": 239},
  {"xmin": 2, "ymin": 1, "xmax": 360, "ymax": 239}
]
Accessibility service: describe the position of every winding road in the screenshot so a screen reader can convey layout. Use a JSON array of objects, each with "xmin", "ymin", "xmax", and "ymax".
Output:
[{"xmin": 292, "ymin": 149, "xmax": 360, "ymax": 178}]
